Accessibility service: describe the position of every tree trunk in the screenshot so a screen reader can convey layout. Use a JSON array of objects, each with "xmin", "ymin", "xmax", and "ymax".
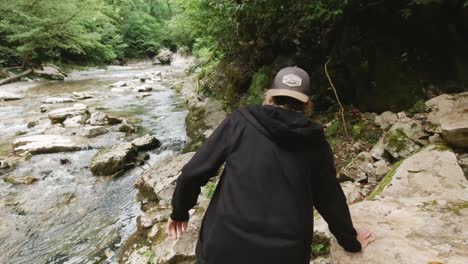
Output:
[{"xmin": 0, "ymin": 69, "xmax": 33, "ymax": 86}]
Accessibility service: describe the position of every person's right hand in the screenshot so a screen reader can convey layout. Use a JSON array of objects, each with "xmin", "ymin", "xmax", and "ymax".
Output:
[{"xmin": 356, "ymin": 228, "xmax": 374, "ymax": 249}]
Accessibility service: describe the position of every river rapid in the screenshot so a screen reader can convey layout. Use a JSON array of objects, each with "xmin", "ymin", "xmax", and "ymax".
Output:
[{"xmin": 0, "ymin": 57, "xmax": 193, "ymax": 263}]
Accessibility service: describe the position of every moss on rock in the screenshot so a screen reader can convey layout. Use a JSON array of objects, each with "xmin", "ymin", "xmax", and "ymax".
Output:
[{"xmin": 367, "ymin": 160, "xmax": 404, "ymax": 200}]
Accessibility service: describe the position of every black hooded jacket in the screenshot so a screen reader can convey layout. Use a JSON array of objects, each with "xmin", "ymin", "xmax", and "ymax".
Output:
[{"xmin": 171, "ymin": 105, "xmax": 361, "ymax": 264}]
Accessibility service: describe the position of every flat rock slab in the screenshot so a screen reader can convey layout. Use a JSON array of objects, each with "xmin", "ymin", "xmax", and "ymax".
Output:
[
  {"xmin": 327, "ymin": 145, "xmax": 468, "ymax": 264},
  {"xmin": 13, "ymin": 134, "xmax": 87, "ymax": 154},
  {"xmin": 41, "ymin": 97, "xmax": 76, "ymax": 104},
  {"xmin": 131, "ymin": 134, "xmax": 161, "ymax": 151},
  {"xmin": 0, "ymin": 92, "xmax": 24, "ymax": 101}
]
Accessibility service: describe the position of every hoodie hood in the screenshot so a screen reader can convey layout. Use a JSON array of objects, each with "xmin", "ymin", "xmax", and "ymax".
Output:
[{"xmin": 238, "ymin": 105, "xmax": 325, "ymax": 149}]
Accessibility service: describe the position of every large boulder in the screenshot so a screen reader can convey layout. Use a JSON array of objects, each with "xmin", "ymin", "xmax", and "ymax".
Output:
[
  {"xmin": 425, "ymin": 92, "xmax": 468, "ymax": 147},
  {"xmin": 13, "ymin": 134, "xmax": 86, "ymax": 154},
  {"xmin": 35, "ymin": 65, "xmax": 66, "ymax": 80},
  {"xmin": 155, "ymin": 48, "xmax": 174, "ymax": 65},
  {"xmin": 90, "ymin": 142, "xmax": 138, "ymax": 176},
  {"xmin": 135, "ymin": 152, "xmax": 195, "ymax": 205},
  {"xmin": 327, "ymin": 145, "xmax": 468, "ymax": 264},
  {"xmin": 48, "ymin": 104, "xmax": 89, "ymax": 124}
]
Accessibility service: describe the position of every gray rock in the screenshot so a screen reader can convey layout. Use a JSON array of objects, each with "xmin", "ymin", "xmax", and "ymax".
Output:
[
  {"xmin": 440, "ymin": 111, "xmax": 468, "ymax": 148},
  {"xmin": 72, "ymin": 92, "xmax": 93, "ymax": 100},
  {"xmin": 428, "ymin": 133, "xmax": 445, "ymax": 144},
  {"xmin": 136, "ymin": 93, "xmax": 151, "ymax": 99},
  {"xmin": 370, "ymin": 137, "xmax": 387, "ymax": 160},
  {"xmin": 375, "ymin": 111, "xmax": 397, "ymax": 130},
  {"xmin": 40, "ymin": 104, "xmax": 51, "ymax": 113},
  {"xmin": 79, "ymin": 126, "xmax": 108, "ymax": 138},
  {"xmin": 131, "ymin": 135, "xmax": 161, "ymax": 151},
  {"xmin": 41, "ymin": 97, "xmax": 76, "ymax": 104},
  {"xmin": 340, "ymin": 181, "xmax": 363, "ymax": 204},
  {"xmin": 63, "ymin": 115, "xmax": 87, "ymax": 127},
  {"xmin": 155, "ymin": 48, "xmax": 174, "ymax": 65},
  {"xmin": 90, "ymin": 142, "xmax": 138, "ymax": 176},
  {"xmin": 13, "ymin": 134, "xmax": 86, "ymax": 154},
  {"xmin": 339, "ymin": 151, "xmax": 374, "ymax": 182},
  {"xmin": 326, "ymin": 145, "xmax": 468, "ymax": 264},
  {"xmin": 0, "ymin": 92, "xmax": 24, "ymax": 101},
  {"xmin": 457, "ymin": 154, "xmax": 468, "ymax": 179},
  {"xmin": 135, "ymin": 152, "xmax": 195, "ymax": 204},
  {"xmin": 35, "ymin": 65, "xmax": 66, "ymax": 80},
  {"xmin": 119, "ymin": 122, "xmax": 136, "ymax": 134},
  {"xmin": 89, "ymin": 111, "xmax": 109, "ymax": 126},
  {"xmin": 382, "ymin": 118, "xmax": 429, "ymax": 160},
  {"xmin": 370, "ymin": 159, "xmax": 390, "ymax": 184},
  {"xmin": 49, "ymin": 104, "xmax": 89, "ymax": 124}
]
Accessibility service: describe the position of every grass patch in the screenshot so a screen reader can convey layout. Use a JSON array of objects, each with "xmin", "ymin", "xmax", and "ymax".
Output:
[
  {"xmin": 407, "ymin": 99, "xmax": 426, "ymax": 115},
  {"xmin": 311, "ymin": 233, "xmax": 330, "ymax": 258},
  {"xmin": 367, "ymin": 160, "xmax": 403, "ymax": 200},
  {"xmin": 203, "ymin": 181, "xmax": 218, "ymax": 199}
]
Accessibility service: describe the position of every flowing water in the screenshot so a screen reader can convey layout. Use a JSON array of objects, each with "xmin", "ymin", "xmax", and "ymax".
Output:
[{"xmin": 0, "ymin": 58, "xmax": 192, "ymax": 263}]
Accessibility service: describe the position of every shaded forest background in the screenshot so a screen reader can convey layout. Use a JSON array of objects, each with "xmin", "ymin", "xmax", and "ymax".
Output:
[{"xmin": 1, "ymin": 0, "xmax": 467, "ymax": 112}]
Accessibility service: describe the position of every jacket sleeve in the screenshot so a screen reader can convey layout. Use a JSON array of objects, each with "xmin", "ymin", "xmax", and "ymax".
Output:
[
  {"xmin": 170, "ymin": 116, "xmax": 231, "ymax": 221},
  {"xmin": 313, "ymin": 141, "xmax": 362, "ymax": 252}
]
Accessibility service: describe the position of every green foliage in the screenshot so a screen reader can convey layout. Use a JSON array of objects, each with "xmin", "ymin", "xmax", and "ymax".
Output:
[
  {"xmin": 239, "ymin": 65, "xmax": 272, "ymax": 106},
  {"xmin": 311, "ymin": 233, "xmax": 330, "ymax": 258},
  {"xmin": 368, "ymin": 160, "xmax": 404, "ymax": 200},
  {"xmin": 203, "ymin": 180, "xmax": 217, "ymax": 199},
  {"xmin": 408, "ymin": 99, "xmax": 426, "ymax": 115},
  {"xmin": 143, "ymin": 248, "xmax": 155, "ymax": 264}
]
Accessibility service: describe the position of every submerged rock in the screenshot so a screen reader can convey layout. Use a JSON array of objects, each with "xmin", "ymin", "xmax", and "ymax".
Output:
[
  {"xmin": 48, "ymin": 104, "xmax": 89, "ymax": 124},
  {"xmin": 132, "ymin": 85, "xmax": 152, "ymax": 92},
  {"xmin": 328, "ymin": 145, "xmax": 468, "ymax": 263},
  {"xmin": 79, "ymin": 126, "xmax": 108, "ymax": 138},
  {"xmin": 13, "ymin": 134, "xmax": 86, "ymax": 154},
  {"xmin": 72, "ymin": 92, "xmax": 93, "ymax": 100},
  {"xmin": 90, "ymin": 142, "xmax": 138, "ymax": 176}
]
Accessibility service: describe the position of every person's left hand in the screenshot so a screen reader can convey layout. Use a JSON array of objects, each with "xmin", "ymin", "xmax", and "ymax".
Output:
[{"xmin": 166, "ymin": 217, "xmax": 188, "ymax": 239}]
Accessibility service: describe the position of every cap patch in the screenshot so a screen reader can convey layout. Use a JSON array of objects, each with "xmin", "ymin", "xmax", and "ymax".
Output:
[{"xmin": 282, "ymin": 74, "xmax": 302, "ymax": 87}]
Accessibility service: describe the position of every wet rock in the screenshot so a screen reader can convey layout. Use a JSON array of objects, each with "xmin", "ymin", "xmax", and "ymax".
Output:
[
  {"xmin": 40, "ymin": 104, "xmax": 51, "ymax": 113},
  {"xmin": 155, "ymin": 48, "xmax": 173, "ymax": 65},
  {"xmin": 63, "ymin": 115, "xmax": 87, "ymax": 127},
  {"xmin": 49, "ymin": 104, "xmax": 89, "ymax": 124},
  {"xmin": 132, "ymin": 85, "xmax": 152, "ymax": 92},
  {"xmin": 13, "ymin": 134, "xmax": 86, "ymax": 154},
  {"xmin": 0, "ymin": 159, "xmax": 10, "ymax": 169},
  {"xmin": 119, "ymin": 122, "xmax": 136, "ymax": 134},
  {"xmin": 79, "ymin": 126, "xmax": 108, "ymax": 138},
  {"xmin": 72, "ymin": 92, "xmax": 93, "ymax": 100},
  {"xmin": 135, "ymin": 152, "xmax": 195, "ymax": 204},
  {"xmin": 35, "ymin": 65, "xmax": 66, "ymax": 80},
  {"xmin": 0, "ymin": 91, "xmax": 24, "ymax": 101},
  {"xmin": 89, "ymin": 111, "xmax": 109, "ymax": 126},
  {"xmin": 110, "ymin": 80, "xmax": 131, "ymax": 87},
  {"xmin": 90, "ymin": 142, "xmax": 138, "ymax": 176},
  {"xmin": 135, "ymin": 153, "xmax": 150, "ymax": 166},
  {"xmin": 327, "ymin": 145, "xmax": 468, "ymax": 264},
  {"xmin": 27, "ymin": 121, "xmax": 38, "ymax": 128},
  {"xmin": 24, "ymin": 176, "xmax": 38, "ymax": 185},
  {"xmin": 60, "ymin": 158, "xmax": 71, "ymax": 165},
  {"xmin": 374, "ymin": 111, "xmax": 397, "ymax": 130},
  {"xmin": 131, "ymin": 135, "xmax": 161, "ymax": 151},
  {"xmin": 140, "ymin": 208, "xmax": 171, "ymax": 228},
  {"xmin": 339, "ymin": 152, "xmax": 374, "ymax": 182},
  {"xmin": 136, "ymin": 93, "xmax": 151, "ymax": 99},
  {"xmin": 41, "ymin": 97, "xmax": 76, "ymax": 104}
]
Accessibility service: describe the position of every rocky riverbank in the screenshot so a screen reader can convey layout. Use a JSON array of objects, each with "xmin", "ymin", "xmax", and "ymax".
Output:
[
  {"xmin": 0, "ymin": 56, "xmax": 193, "ymax": 263},
  {"xmin": 122, "ymin": 90, "xmax": 468, "ymax": 264}
]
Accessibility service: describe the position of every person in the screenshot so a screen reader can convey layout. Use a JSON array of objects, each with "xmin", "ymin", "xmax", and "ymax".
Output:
[{"xmin": 167, "ymin": 66, "xmax": 373, "ymax": 264}]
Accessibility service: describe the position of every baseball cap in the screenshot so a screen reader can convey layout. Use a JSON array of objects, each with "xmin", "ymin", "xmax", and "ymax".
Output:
[{"xmin": 266, "ymin": 66, "xmax": 310, "ymax": 103}]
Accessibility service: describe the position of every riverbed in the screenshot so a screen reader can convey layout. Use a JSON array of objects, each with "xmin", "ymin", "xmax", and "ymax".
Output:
[{"xmin": 0, "ymin": 57, "xmax": 193, "ymax": 263}]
